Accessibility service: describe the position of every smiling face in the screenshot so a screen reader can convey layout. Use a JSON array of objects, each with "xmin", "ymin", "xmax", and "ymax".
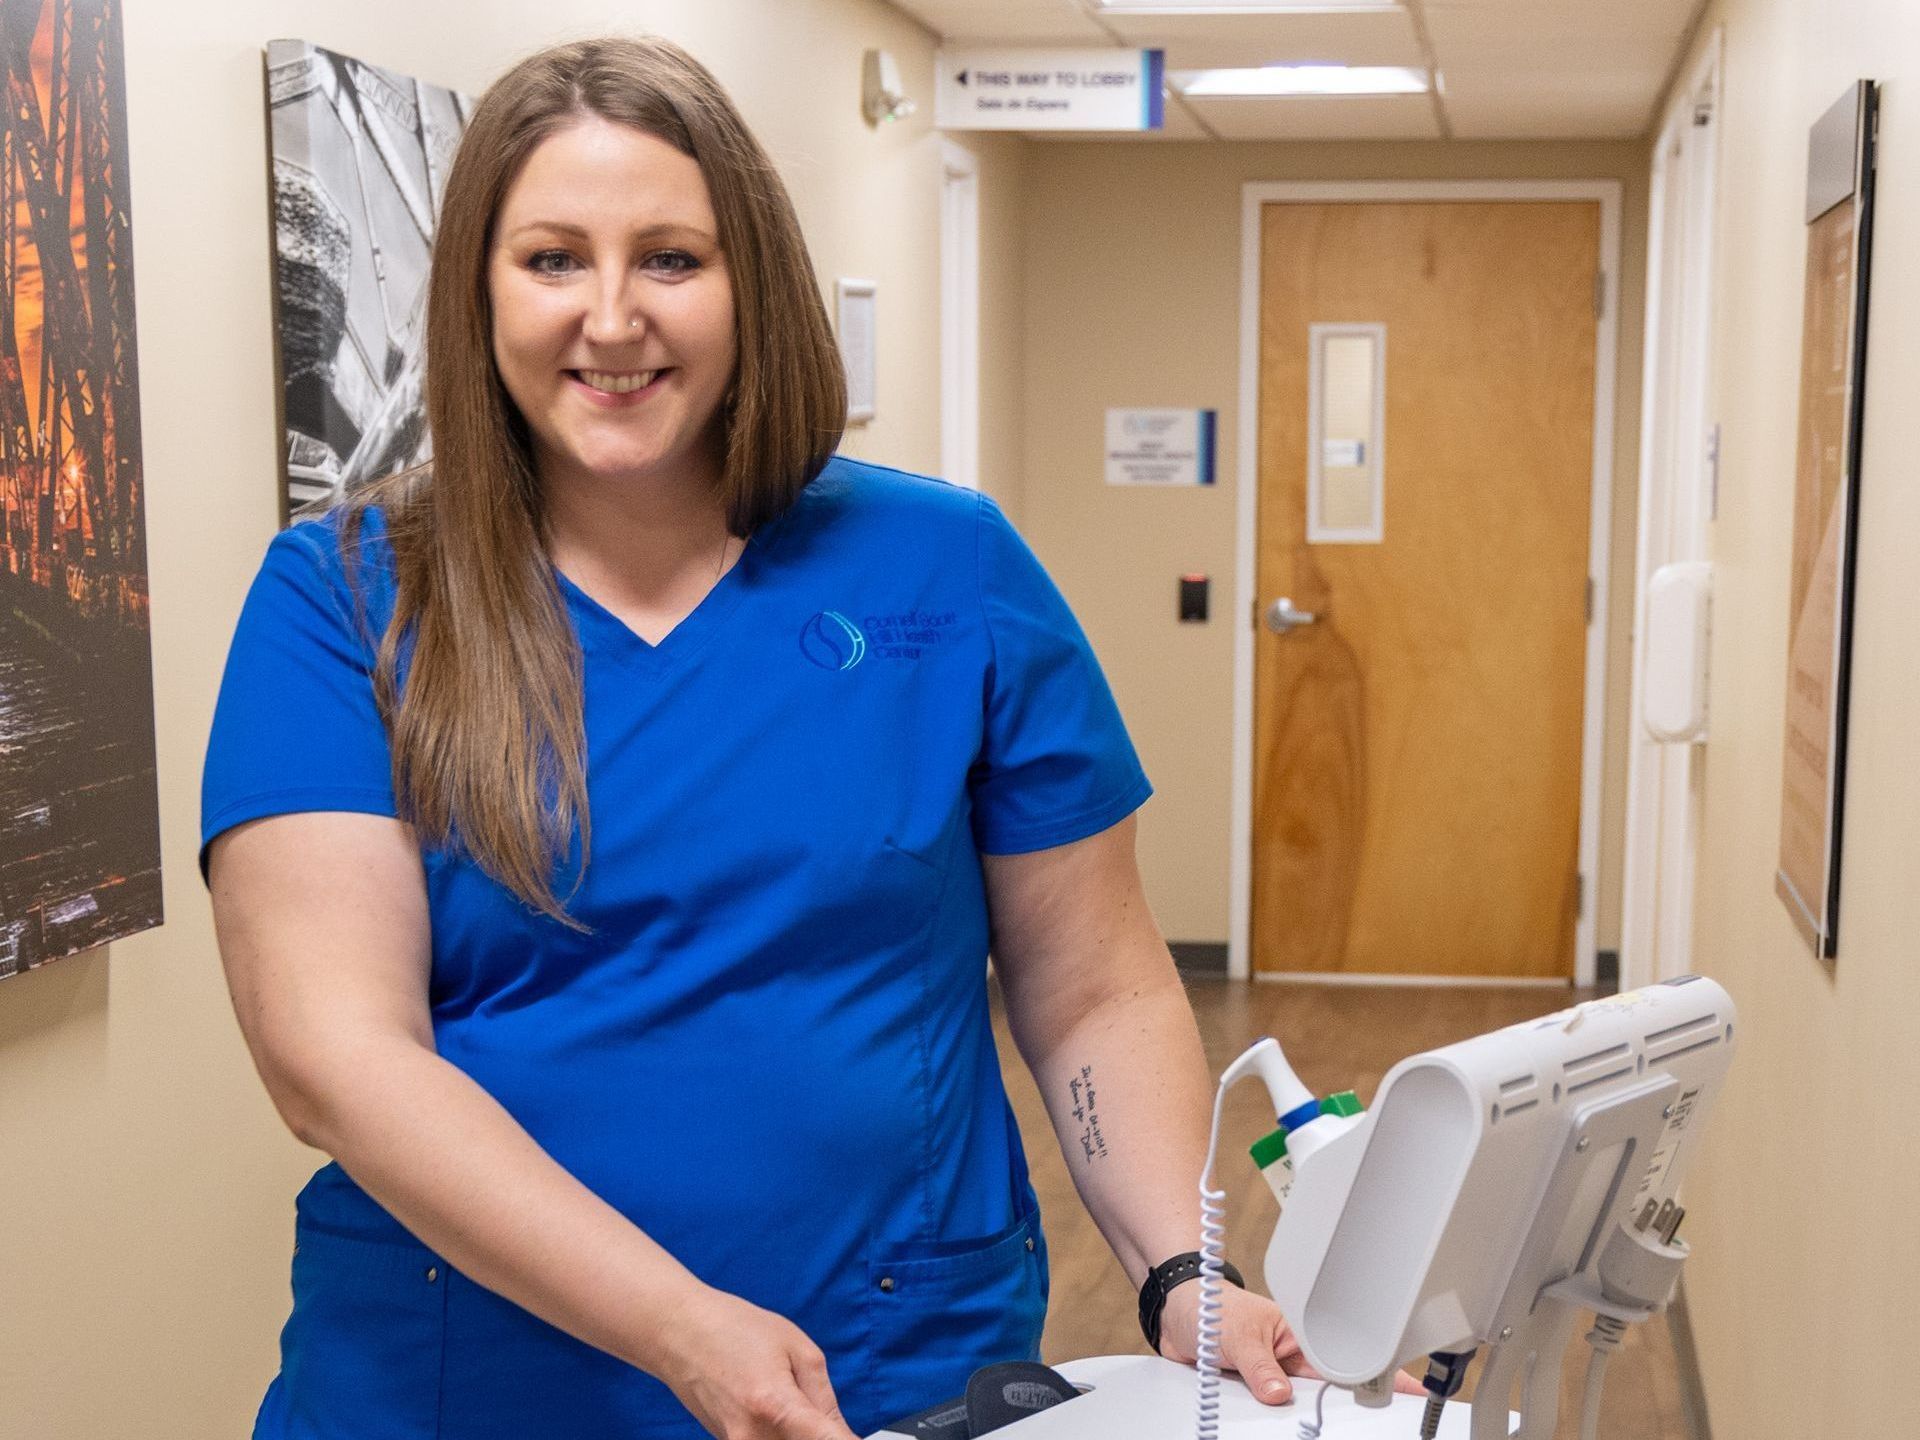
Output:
[{"xmin": 487, "ymin": 115, "xmax": 737, "ymax": 505}]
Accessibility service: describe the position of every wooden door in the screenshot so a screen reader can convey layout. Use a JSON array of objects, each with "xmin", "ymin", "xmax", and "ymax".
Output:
[{"xmin": 1253, "ymin": 202, "xmax": 1597, "ymax": 979}]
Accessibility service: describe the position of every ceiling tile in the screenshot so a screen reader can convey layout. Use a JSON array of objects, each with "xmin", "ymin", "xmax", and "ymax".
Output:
[
  {"xmin": 1426, "ymin": 10, "xmax": 1686, "ymax": 69},
  {"xmin": 1185, "ymin": 91, "xmax": 1441, "ymax": 140},
  {"xmin": 1097, "ymin": 10, "xmax": 1425, "ymax": 68},
  {"xmin": 1422, "ymin": 0, "xmax": 1694, "ymax": 18},
  {"xmin": 1438, "ymin": 66, "xmax": 1664, "ymax": 107},
  {"xmin": 1439, "ymin": 67, "xmax": 1658, "ymax": 138},
  {"xmin": 887, "ymin": 0, "xmax": 1110, "ymax": 44},
  {"xmin": 1422, "ymin": 0, "xmax": 1688, "ymax": 141},
  {"xmin": 1442, "ymin": 93, "xmax": 1657, "ymax": 140}
]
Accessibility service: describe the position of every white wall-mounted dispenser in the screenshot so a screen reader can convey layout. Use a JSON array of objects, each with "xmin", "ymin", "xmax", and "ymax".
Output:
[{"xmin": 1643, "ymin": 560, "xmax": 1712, "ymax": 743}]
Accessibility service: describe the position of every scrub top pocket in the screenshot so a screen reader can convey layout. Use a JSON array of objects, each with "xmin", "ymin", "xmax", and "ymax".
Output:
[
  {"xmin": 258, "ymin": 1222, "xmax": 448, "ymax": 1440},
  {"xmin": 859, "ymin": 1206, "xmax": 1049, "ymax": 1428}
]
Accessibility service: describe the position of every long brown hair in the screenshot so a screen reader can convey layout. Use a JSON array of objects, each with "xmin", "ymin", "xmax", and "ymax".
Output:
[{"xmin": 341, "ymin": 36, "xmax": 846, "ymax": 927}]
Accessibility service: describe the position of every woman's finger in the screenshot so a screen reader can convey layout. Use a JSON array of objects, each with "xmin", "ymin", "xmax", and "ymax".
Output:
[
  {"xmin": 1270, "ymin": 1319, "xmax": 1324, "ymax": 1381},
  {"xmin": 1278, "ymin": 1348, "xmax": 1326, "ymax": 1381},
  {"xmin": 1224, "ymin": 1317, "xmax": 1297, "ymax": 1406},
  {"xmin": 1268, "ymin": 1313, "xmax": 1414, "ymax": 1394},
  {"xmin": 787, "ymin": 1346, "xmax": 858, "ymax": 1440}
]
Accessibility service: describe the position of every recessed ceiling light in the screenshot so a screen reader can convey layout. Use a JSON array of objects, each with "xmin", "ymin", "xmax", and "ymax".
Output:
[{"xmin": 1174, "ymin": 64, "xmax": 1430, "ymax": 96}]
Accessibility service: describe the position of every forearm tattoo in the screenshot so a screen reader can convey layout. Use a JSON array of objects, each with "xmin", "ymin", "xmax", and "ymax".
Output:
[{"xmin": 1068, "ymin": 1063, "xmax": 1110, "ymax": 1162}]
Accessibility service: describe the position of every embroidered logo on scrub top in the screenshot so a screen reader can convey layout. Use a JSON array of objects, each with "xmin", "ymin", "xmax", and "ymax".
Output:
[
  {"xmin": 800, "ymin": 609, "xmax": 959, "ymax": 667},
  {"xmin": 861, "ymin": 609, "xmax": 957, "ymax": 661},
  {"xmin": 799, "ymin": 611, "xmax": 867, "ymax": 670}
]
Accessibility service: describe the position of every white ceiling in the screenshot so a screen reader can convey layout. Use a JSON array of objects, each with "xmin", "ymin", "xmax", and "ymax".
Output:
[{"xmin": 885, "ymin": 0, "xmax": 1702, "ymax": 141}]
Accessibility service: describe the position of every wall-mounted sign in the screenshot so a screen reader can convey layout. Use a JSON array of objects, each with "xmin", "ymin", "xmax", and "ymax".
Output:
[
  {"xmin": 1776, "ymin": 79, "xmax": 1879, "ymax": 961},
  {"xmin": 1106, "ymin": 409, "xmax": 1216, "ymax": 487},
  {"xmin": 936, "ymin": 49, "xmax": 1164, "ymax": 132}
]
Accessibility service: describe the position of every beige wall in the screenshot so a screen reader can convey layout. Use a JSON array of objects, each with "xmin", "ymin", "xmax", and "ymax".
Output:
[
  {"xmin": 0, "ymin": 2, "xmax": 990, "ymax": 1434},
  {"xmin": 936, "ymin": 129, "xmax": 1029, "ymax": 526},
  {"xmin": 966, "ymin": 132, "xmax": 1030, "ymax": 522},
  {"xmin": 1661, "ymin": 2, "xmax": 1920, "ymax": 1434},
  {"xmin": 1017, "ymin": 140, "xmax": 1649, "ymax": 950}
]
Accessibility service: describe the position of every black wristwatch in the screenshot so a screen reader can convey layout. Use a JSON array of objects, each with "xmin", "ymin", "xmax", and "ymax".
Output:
[{"xmin": 1138, "ymin": 1251, "xmax": 1244, "ymax": 1353}]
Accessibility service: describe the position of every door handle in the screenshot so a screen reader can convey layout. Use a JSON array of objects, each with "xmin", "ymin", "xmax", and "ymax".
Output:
[{"xmin": 1263, "ymin": 597, "xmax": 1318, "ymax": 634}]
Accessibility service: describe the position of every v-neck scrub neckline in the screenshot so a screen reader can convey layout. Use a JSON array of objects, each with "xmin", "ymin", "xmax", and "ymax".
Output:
[
  {"xmin": 549, "ymin": 522, "xmax": 771, "ymax": 670},
  {"xmin": 198, "ymin": 457, "xmax": 1153, "ymax": 1439}
]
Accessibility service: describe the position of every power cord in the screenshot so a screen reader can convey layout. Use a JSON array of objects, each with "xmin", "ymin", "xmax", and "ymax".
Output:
[
  {"xmin": 1578, "ymin": 1314, "xmax": 1628, "ymax": 1440},
  {"xmin": 1417, "ymin": 1350, "xmax": 1476, "ymax": 1440},
  {"xmin": 1296, "ymin": 1380, "xmax": 1332, "ymax": 1440}
]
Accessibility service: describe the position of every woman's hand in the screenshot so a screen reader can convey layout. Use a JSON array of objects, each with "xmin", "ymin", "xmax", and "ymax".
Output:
[
  {"xmin": 651, "ymin": 1284, "xmax": 861, "ymax": 1440},
  {"xmin": 1155, "ymin": 1281, "xmax": 1316, "ymax": 1404},
  {"xmin": 1155, "ymin": 1282, "xmax": 1426, "ymax": 1405}
]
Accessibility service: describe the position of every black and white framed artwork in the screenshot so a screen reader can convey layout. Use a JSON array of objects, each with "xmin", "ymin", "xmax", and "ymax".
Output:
[{"xmin": 266, "ymin": 40, "xmax": 472, "ymax": 516}]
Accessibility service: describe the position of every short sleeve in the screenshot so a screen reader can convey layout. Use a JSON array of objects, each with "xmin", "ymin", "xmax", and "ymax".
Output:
[
  {"xmin": 199, "ymin": 520, "xmax": 398, "ymax": 883},
  {"xmin": 969, "ymin": 493, "xmax": 1152, "ymax": 854}
]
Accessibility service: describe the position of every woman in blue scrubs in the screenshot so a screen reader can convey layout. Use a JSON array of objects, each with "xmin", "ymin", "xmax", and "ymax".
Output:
[{"xmin": 204, "ymin": 36, "xmax": 1315, "ymax": 1440}]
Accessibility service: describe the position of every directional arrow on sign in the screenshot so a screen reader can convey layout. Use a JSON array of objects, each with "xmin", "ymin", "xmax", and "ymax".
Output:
[{"xmin": 957, "ymin": 69, "xmax": 969, "ymax": 85}]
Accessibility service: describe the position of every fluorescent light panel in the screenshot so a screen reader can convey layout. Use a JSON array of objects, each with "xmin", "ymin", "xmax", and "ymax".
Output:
[{"xmin": 1175, "ymin": 64, "xmax": 1429, "ymax": 96}]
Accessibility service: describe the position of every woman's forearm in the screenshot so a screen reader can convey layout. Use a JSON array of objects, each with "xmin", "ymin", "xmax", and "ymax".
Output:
[
  {"xmin": 1013, "ymin": 977, "xmax": 1213, "ymax": 1288},
  {"xmin": 292, "ymin": 1034, "xmax": 697, "ymax": 1377}
]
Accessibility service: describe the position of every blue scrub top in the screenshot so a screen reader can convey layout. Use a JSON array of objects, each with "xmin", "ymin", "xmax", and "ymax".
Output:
[{"xmin": 201, "ymin": 458, "xmax": 1152, "ymax": 1439}]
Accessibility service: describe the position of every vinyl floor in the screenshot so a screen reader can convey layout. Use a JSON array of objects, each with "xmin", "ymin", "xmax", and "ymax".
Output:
[{"xmin": 990, "ymin": 976, "xmax": 1700, "ymax": 1440}]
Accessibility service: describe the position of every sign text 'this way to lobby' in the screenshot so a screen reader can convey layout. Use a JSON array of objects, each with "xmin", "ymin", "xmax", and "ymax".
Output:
[{"xmin": 935, "ymin": 49, "xmax": 1166, "ymax": 132}]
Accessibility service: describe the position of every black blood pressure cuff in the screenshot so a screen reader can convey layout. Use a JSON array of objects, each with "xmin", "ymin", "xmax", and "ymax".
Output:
[{"xmin": 872, "ymin": 1361, "xmax": 1082, "ymax": 1438}]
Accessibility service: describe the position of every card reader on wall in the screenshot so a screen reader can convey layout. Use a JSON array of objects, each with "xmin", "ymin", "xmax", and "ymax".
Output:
[{"xmin": 1642, "ymin": 561, "xmax": 1711, "ymax": 743}]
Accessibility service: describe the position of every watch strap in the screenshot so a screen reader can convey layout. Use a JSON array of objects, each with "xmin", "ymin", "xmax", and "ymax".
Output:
[{"xmin": 1138, "ymin": 1251, "xmax": 1244, "ymax": 1353}]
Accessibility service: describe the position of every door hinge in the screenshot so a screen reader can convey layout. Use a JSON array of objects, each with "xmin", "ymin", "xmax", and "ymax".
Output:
[
  {"xmin": 1576, "ymin": 872, "xmax": 1586, "ymax": 917},
  {"xmin": 1585, "ymin": 577, "xmax": 1595, "ymax": 624},
  {"xmin": 1593, "ymin": 270, "xmax": 1607, "ymax": 320}
]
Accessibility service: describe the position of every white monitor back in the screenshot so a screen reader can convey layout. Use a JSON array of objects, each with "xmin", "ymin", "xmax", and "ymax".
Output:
[{"xmin": 1265, "ymin": 976, "xmax": 1736, "ymax": 1387}]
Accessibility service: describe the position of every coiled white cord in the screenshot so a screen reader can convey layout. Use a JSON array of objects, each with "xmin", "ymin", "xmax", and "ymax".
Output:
[
  {"xmin": 1192, "ymin": 1074, "xmax": 1235, "ymax": 1440},
  {"xmin": 1194, "ymin": 1037, "xmax": 1320, "ymax": 1440}
]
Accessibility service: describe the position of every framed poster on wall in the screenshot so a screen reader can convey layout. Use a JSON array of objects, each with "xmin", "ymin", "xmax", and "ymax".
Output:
[
  {"xmin": 1776, "ymin": 80, "xmax": 1879, "ymax": 960},
  {"xmin": 0, "ymin": 0, "xmax": 162, "ymax": 979},
  {"xmin": 266, "ymin": 41, "xmax": 473, "ymax": 518}
]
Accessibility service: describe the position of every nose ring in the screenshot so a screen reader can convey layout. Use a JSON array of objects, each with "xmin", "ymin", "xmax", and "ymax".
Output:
[{"xmin": 628, "ymin": 318, "xmax": 639, "ymax": 329}]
